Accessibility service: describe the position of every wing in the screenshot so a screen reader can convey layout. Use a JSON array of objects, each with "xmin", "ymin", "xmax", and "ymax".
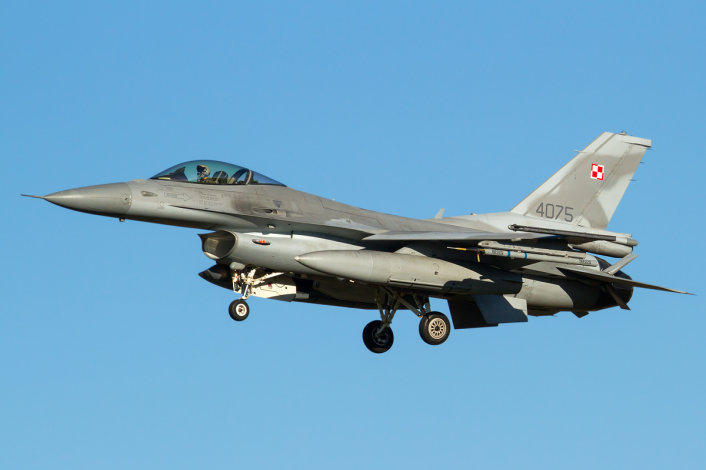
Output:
[{"xmin": 558, "ymin": 265, "xmax": 693, "ymax": 295}]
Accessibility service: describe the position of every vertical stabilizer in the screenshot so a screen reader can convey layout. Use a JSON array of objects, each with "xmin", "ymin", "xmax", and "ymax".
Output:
[{"xmin": 510, "ymin": 132, "xmax": 651, "ymax": 229}]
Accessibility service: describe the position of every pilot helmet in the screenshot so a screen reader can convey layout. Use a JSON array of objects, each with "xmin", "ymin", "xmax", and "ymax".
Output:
[{"xmin": 196, "ymin": 164, "xmax": 211, "ymax": 178}]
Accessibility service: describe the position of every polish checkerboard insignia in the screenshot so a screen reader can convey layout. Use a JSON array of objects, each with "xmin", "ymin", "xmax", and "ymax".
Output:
[{"xmin": 590, "ymin": 164, "xmax": 604, "ymax": 181}]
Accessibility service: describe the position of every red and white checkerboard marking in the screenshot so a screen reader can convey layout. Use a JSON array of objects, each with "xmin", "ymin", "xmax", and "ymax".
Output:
[{"xmin": 590, "ymin": 164, "xmax": 604, "ymax": 181}]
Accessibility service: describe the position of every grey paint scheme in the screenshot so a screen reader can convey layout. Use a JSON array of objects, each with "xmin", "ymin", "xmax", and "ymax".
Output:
[
  {"xmin": 511, "ymin": 132, "xmax": 651, "ymax": 230},
  {"xmin": 27, "ymin": 132, "xmax": 690, "ymax": 337}
]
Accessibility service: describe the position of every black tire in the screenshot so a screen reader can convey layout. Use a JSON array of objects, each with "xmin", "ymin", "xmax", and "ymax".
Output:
[
  {"xmin": 419, "ymin": 312, "xmax": 451, "ymax": 345},
  {"xmin": 362, "ymin": 320, "xmax": 394, "ymax": 353},
  {"xmin": 419, "ymin": 315, "xmax": 431, "ymax": 345},
  {"xmin": 228, "ymin": 299, "xmax": 250, "ymax": 321}
]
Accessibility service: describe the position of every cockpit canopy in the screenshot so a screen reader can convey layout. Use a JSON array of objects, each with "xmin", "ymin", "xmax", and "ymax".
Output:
[{"xmin": 150, "ymin": 160, "xmax": 285, "ymax": 187}]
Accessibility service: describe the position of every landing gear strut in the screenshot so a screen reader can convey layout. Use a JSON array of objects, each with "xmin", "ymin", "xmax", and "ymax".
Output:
[
  {"xmin": 361, "ymin": 286, "xmax": 437, "ymax": 353},
  {"xmin": 361, "ymin": 286, "xmax": 401, "ymax": 353},
  {"xmin": 227, "ymin": 266, "xmax": 283, "ymax": 323}
]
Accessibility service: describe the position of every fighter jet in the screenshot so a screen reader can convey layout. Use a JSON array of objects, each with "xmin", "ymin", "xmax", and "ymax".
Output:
[{"xmin": 24, "ymin": 132, "xmax": 691, "ymax": 353}]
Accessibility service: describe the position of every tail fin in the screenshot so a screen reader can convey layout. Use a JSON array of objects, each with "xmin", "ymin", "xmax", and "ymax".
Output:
[{"xmin": 510, "ymin": 132, "xmax": 651, "ymax": 229}]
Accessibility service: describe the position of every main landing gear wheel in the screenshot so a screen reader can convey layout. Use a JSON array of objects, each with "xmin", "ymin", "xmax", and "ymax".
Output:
[
  {"xmin": 362, "ymin": 320, "xmax": 394, "ymax": 354},
  {"xmin": 228, "ymin": 299, "xmax": 250, "ymax": 321},
  {"xmin": 419, "ymin": 312, "xmax": 451, "ymax": 346}
]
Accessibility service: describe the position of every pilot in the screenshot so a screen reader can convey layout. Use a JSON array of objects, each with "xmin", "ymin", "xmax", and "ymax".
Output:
[{"xmin": 196, "ymin": 164, "xmax": 211, "ymax": 183}]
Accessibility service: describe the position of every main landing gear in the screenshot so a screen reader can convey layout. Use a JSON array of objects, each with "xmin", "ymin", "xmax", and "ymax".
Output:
[
  {"xmin": 225, "ymin": 267, "xmax": 453, "ymax": 353},
  {"xmin": 226, "ymin": 266, "xmax": 283, "ymax": 322},
  {"xmin": 362, "ymin": 320, "xmax": 394, "ymax": 353},
  {"xmin": 419, "ymin": 312, "xmax": 451, "ymax": 345},
  {"xmin": 362, "ymin": 286, "xmax": 451, "ymax": 353}
]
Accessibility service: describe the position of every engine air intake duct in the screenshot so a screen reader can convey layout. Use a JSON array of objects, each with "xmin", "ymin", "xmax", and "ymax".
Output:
[{"xmin": 199, "ymin": 231, "xmax": 238, "ymax": 260}]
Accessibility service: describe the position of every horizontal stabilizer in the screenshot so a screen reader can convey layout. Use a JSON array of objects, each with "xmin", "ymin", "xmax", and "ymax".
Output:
[
  {"xmin": 604, "ymin": 254, "xmax": 638, "ymax": 275},
  {"xmin": 472, "ymin": 294, "xmax": 528, "ymax": 324},
  {"xmin": 558, "ymin": 266, "xmax": 692, "ymax": 295},
  {"xmin": 606, "ymin": 284, "xmax": 631, "ymax": 310},
  {"xmin": 364, "ymin": 231, "xmax": 553, "ymax": 242}
]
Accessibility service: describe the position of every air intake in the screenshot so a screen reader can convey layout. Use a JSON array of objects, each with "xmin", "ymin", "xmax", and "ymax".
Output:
[{"xmin": 199, "ymin": 231, "xmax": 238, "ymax": 260}]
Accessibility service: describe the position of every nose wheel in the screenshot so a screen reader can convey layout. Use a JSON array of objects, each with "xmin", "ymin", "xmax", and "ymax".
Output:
[
  {"xmin": 229, "ymin": 299, "xmax": 250, "ymax": 321},
  {"xmin": 419, "ymin": 312, "xmax": 451, "ymax": 345}
]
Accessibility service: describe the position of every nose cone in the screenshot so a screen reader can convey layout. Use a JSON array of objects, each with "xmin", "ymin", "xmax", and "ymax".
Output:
[{"xmin": 44, "ymin": 183, "xmax": 132, "ymax": 216}]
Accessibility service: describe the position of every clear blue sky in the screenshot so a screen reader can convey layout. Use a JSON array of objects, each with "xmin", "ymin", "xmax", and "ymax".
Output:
[{"xmin": 1, "ymin": 1, "xmax": 704, "ymax": 468}]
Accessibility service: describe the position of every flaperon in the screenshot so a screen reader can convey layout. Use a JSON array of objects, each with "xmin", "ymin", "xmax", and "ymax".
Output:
[{"xmin": 24, "ymin": 132, "xmax": 691, "ymax": 353}]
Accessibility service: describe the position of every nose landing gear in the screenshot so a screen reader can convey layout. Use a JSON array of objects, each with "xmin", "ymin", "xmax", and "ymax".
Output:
[
  {"xmin": 229, "ymin": 299, "xmax": 250, "ymax": 321},
  {"xmin": 227, "ymin": 266, "xmax": 283, "ymax": 322}
]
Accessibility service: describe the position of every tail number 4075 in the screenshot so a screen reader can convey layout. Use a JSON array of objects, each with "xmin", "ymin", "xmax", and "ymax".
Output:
[{"xmin": 536, "ymin": 203, "xmax": 573, "ymax": 222}]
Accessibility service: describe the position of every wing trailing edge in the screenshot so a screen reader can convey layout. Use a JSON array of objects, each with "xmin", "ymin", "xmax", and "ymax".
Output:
[{"xmin": 558, "ymin": 266, "xmax": 693, "ymax": 295}]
